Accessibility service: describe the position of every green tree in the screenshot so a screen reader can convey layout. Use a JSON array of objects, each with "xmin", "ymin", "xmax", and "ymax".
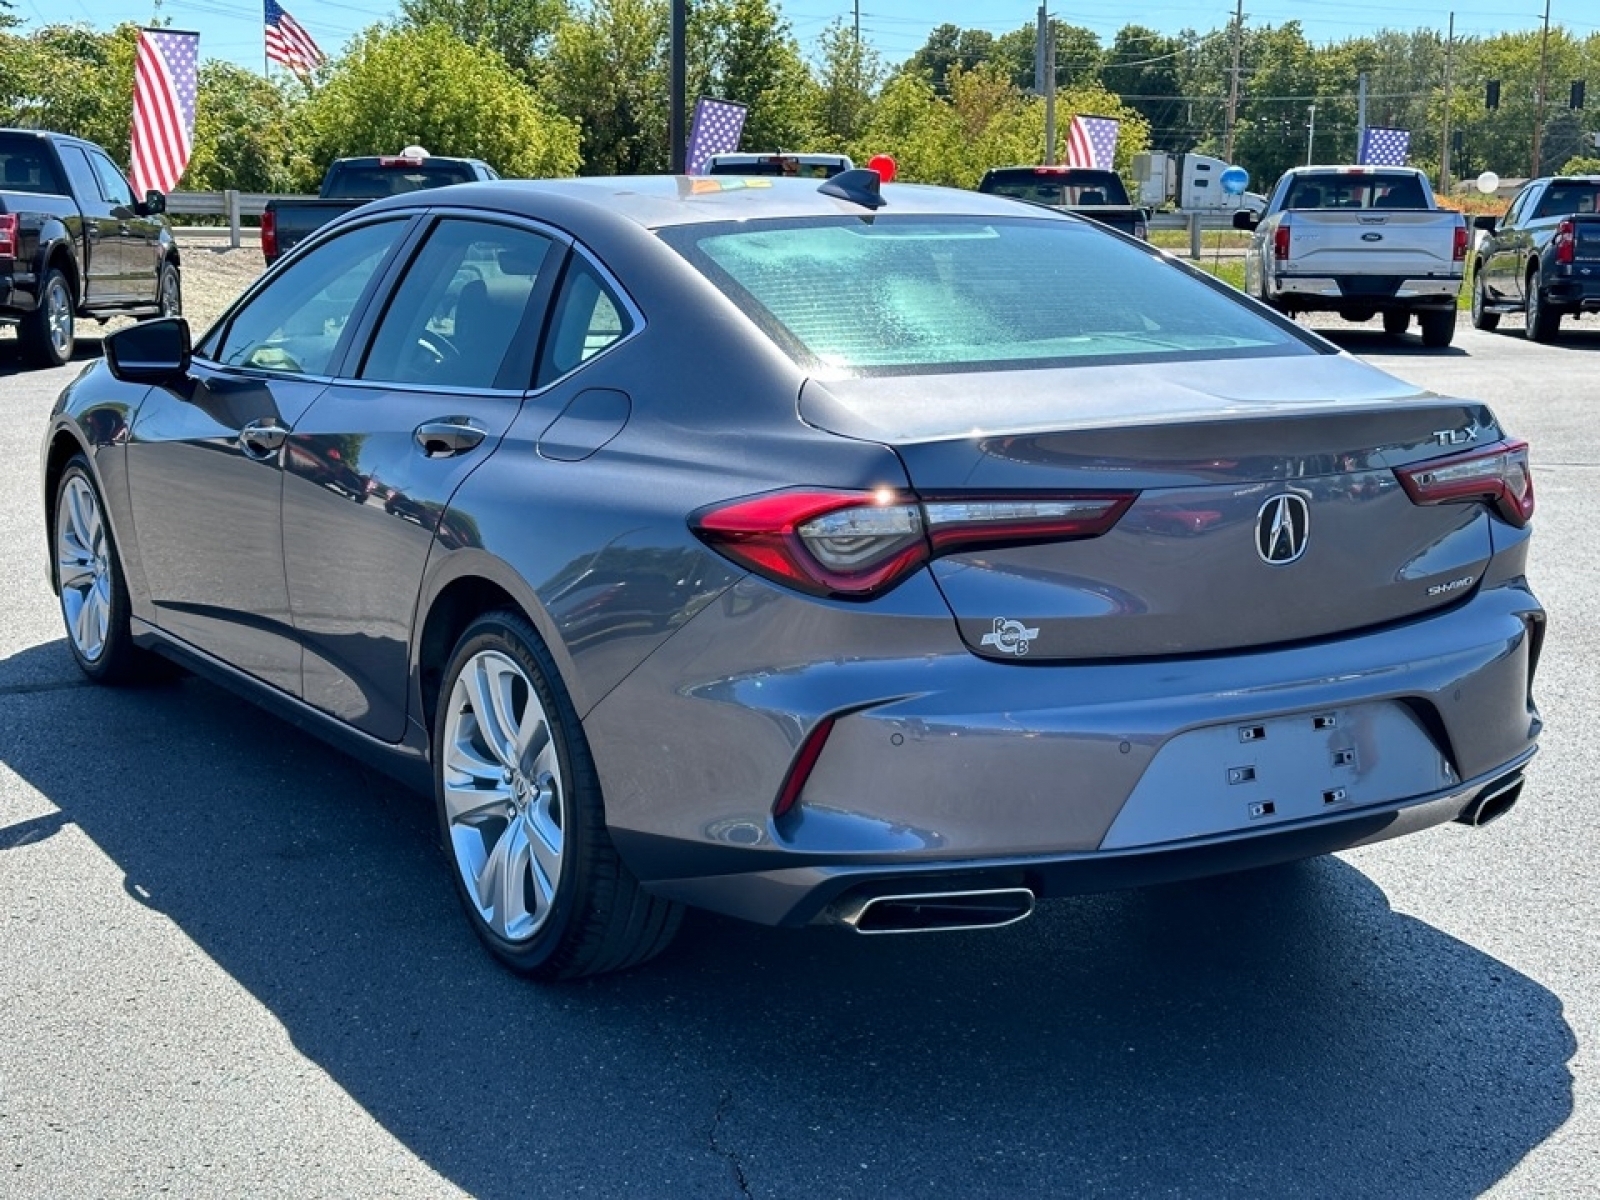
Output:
[
  {"xmin": 543, "ymin": 0, "xmax": 669, "ymax": 174},
  {"xmin": 188, "ymin": 63, "xmax": 308, "ymax": 192},
  {"xmin": 0, "ymin": 24, "xmax": 136, "ymax": 157},
  {"xmin": 396, "ymin": 0, "xmax": 567, "ymax": 79},
  {"xmin": 809, "ymin": 19, "xmax": 883, "ymax": 149},
  {"xmin": 1102, "ymin": 25, "xmax": 1188, "ymax": 151},
  {"xmin": 691, "ymin": 0, "xmax": 816, "ymax": 153},
  {"xmin": 304, "ymin": 23, "xmax": 579, "ymax": 185},
  {"xmin": 903, "ymin": 24, "xmax": 996, "ymax": 93}
]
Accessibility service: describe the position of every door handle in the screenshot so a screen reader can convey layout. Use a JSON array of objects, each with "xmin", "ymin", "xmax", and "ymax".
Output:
[
  {"xmin": 415, "ymin": 419, "xmax": 486, "ymax": 458},
  {"xmin": 239, "ymin": 419, "xmax": 288, "ymax": 460}
]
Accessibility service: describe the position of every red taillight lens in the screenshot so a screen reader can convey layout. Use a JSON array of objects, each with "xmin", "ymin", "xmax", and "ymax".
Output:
[
  {"xmin": 691, "ymin": 488, "xmax": 1137, "ymax": 599},
  {"xmin": 1554, "ymin": 219, "xmax": 1575, "ymax": 264},
  {"xmin": 1395, "ymin": 439, "xmax": 1535, "ymax": 527},
  {"xmin": 0, "ymin": 212, "xmax": 17, "ymax": 258},
  {"xmin": 1453, "ymin": 223, "xmax": 1469, "ymax": 261},
  {"xmin": 1273, "ymin": 220, "xmax": 1291, "ymax": 260},
  {"xmin": 260, "ymin": 209, "xmax": 277, "ymax": 262}
]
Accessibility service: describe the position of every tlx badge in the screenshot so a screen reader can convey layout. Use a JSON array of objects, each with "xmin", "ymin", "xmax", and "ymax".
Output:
[{"xmin": 981, "ymin": 618, "xmax": 1040, "ymax": 656}]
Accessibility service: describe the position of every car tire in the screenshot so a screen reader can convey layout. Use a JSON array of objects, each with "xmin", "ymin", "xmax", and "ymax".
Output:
[
  {"xmin": 1419, "ymin": 308, "xmax": 1456, "ymax": 348},
  {"xmin": 1470, "ymin": 267, "xmax": 1500, "ymax": 331},
  {"xmin": 433, "ymin": 610, "xmax": 683, "ymax": 980},
  {"xmin": 19, "ymin": 267, "xmax": 75, "ymax": 368},
  {"xmin": 1382, "ymin": 311, "xmax": 1410, "ymax": 336},
  {"xmin": 156, "ymin": 259, "xmax": 182, "ymax": 318},
  {"xmin": 53, "ymin": 456, "xmax": 163, "ymax": 684},
  {"xmin": 1524, "ymin": 268, "xmax": 1560, "ymax": 342}
]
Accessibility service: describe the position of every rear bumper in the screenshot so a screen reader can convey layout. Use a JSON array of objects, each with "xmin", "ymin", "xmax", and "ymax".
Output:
[
  {"xmin": 1268, "ymin": 274, "xmax": 1460, "ymax": 308},
  {"xmin": 1543, "ymin": 274, "xmax": 1600, "ymax": 311},
  {"xmin": 586, "ymin": 574, "xmax": 1543, "ymax": 926}
]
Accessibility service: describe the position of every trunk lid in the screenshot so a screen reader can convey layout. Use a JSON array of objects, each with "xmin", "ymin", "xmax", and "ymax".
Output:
[{"xmin": 801, "ymin": 355, "xmax": 1502, "ymax": 661}]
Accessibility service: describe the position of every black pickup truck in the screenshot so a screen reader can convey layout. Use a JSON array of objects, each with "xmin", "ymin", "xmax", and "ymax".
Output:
[
  {"xmin": 977, "ymin": 165, "xmax": 1150, "ymax": 240},
  {"xmin": 262, "ymin": 151, "xmax": 500, "ymax": 265},
  {"xmin": 1470, "ymin": 174, "xmax": 1600, "ymax": 342},
  {"xmin": 0, "ymin": 128, "xmax": 179, "ymax": 367}
]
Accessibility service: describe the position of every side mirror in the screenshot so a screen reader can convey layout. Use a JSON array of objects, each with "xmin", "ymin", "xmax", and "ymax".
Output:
[
  {"xmin": 1472, "ymin": 214, "xmax": 1497, "ymax": 232},
  {"xmin": 105, "ymin": 316, "xmax": 191, "ymax": 384},
  {"xmin": 1232, "ymin": 209, "xmax": 1259, "ymax": 231},
  {"xmin": 139, "ymin": 189, "xmax": 167, "ymax": 216}
]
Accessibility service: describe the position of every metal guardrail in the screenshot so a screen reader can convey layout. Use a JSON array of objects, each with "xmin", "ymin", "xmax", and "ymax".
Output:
[{"xmin": 165, "ymin": 190, "xmax": 1247, "ymax": 256}]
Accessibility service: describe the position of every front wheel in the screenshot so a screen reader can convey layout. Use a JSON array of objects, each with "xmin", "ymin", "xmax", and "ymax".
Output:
[
  {"xmin": 156, "ymin": 260, "xmax": 182, "ymax": 317},
  {"xmin": 1525, "ymin": 270, "xmax": 1561, "ymax": 342},
  {"xmin": 434, "ymin": 611, "xmax": 683, "ymax": 980},
  {"xmin": 19, "ymin": 267, "xmax": 75, "ymax": 367},
  {"xmin": 1470, "ymin": 266, "xmax": 1500, "ymax": 331},
  {"xmin": 53, "ymin": 457, "xmax": 162, "ymax": 683},
  {"xmin": 1418, "ymin": 308, "xmax": 1456, "ymax": 348}
]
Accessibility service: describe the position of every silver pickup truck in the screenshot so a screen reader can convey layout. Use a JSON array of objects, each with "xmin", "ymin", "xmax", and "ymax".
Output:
[{"xmin": 1234, "ymin": 166, "xmax": 1468, "ymax": 347}]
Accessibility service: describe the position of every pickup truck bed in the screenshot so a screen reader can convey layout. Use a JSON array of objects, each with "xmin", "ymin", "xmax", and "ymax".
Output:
[{"xmin": 1471, "ymin": 174, "xmax": 1600, "ymax": 342}]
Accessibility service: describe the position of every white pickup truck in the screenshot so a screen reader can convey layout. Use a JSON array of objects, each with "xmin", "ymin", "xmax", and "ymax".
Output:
[{"xmin": 1234, "ymin": 166, "xmax": 1469, "ymax": 347}]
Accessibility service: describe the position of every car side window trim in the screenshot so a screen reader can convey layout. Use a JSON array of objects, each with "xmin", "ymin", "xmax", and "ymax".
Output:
[{"xmin": 530, "ymin": 243, "xmax": 646, "ymax": 394}]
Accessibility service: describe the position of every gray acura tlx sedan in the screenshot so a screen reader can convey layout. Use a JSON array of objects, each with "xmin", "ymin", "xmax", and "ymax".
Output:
[{"xmin": 41, "ymin": 171, "xmax": 1542, "ymax": 980}]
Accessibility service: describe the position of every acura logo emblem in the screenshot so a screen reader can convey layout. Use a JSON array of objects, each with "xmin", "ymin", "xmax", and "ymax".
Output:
[{"xmin": 1256, "ymin": 494, "xmax": 1309, "ymax": 564}]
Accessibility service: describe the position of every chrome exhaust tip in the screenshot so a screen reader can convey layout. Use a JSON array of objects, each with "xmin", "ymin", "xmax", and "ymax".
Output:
[
  {"xmin": 831, "ymin": 887, "xmax": 1036, "ymax": 934},
  {"xmin": 1455, "ymin": 773, "xmax": 1524, "ymax": 828}
]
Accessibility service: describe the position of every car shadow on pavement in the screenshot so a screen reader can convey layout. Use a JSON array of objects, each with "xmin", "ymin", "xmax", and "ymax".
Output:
[
  {"xmin": 0, "ymin": 639, "xmax": 1575, "ymax": 1200},
  {"xmin": 0, "ymin": 331, "xmax": 106, "ymax": 377},
  {"xmin": 1318, "ymin": 324, "xmax": 1600, "ymax": 356}
]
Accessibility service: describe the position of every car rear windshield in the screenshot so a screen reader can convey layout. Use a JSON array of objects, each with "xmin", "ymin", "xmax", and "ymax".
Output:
[
  {"xmin": 658, "ymin": 215, "xmax": 1315, "ymax": 375},
  {"xmin": 0, "ymin": 134, "xmax": 66, "ymax": 195},
  {"xmin": 1284, "ymin": 173, "xmax": 1429, "ymax": 209},
  {"xmin": 323, "ymin": 164, "xmax": 477, "ymax": 199},
  {"xmin": 1533, "ymin": 182, "xmax": 1600, "ymax": 218},
  {"xmin": 707, "ymin": 158, "xmax": 849, "ymax": 179},
  {"xmin": 981, "ymin": 169, "xmax": 1131, "ymax": 207}
]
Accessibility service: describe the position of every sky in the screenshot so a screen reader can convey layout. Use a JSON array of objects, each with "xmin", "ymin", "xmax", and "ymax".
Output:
[{"xmin": 14, "ymin": 0, "xmax": 1596, "ymax": 76}]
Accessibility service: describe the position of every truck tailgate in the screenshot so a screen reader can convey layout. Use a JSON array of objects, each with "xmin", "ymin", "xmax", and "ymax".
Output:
[{"xmin": 1281, "ymin": 210, "xmax": 1462, "ymax": 277}]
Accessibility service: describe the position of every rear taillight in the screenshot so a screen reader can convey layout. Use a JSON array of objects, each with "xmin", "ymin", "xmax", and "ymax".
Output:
[
  {"xmin": 260, "ymin": 208, "xmax": 277, "ymax": 262},
  {"xmin": 0, "ymin": 212, "xmax": 16, "ymax": 259},
  {"xmin": 691, "ymin": 488, "xmax": 1137, "ymax": 599},
  {"xmin": 1453, "ymin": 223, "xmax": 1469, "ymax": 261},
  {"xmin": 1395, "ymin": 439, "xmax": 1534, "ymax": 527},
  {"xmin": 1273, "ymin": 219, "xmax": 1291, "ymax": 260},
  {"xmin": 1554, "ymin": 219, "xmax": 1575, "ymax": 264}
]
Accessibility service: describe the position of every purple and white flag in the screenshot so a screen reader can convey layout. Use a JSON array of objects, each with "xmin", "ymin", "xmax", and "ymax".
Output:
[
  {"xmin": 1359, "ymin": 127, "xmax": 1411, "ymax": 166},
  {"xmin": 1065, "ymin": 114, "xmax": 1119, "ymax": 170},
  {"xmin": 686, "ymin": 97, "xmax": 748, "ymax": 174}
]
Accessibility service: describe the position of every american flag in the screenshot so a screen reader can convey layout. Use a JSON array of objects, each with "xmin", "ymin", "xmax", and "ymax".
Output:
[
  {"xmin": 1065, "ymin": 114, "xmax": 1119, "ymax": 170},
  {"xmin": 686, "ymin": 97, "xmax": 748, "ymax": 174},
  {"xmin": 1359, "ymin": 127, "xmax": 1411, "ymax": 166},
  {"xmin": 130, "ymin": 29, "xmax": 199, "ymax": 198},
  {"xmin": 265, "ymin": 0, "xmax": 326, "ymax": 78}
]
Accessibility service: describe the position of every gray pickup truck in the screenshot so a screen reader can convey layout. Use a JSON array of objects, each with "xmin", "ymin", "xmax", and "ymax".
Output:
[
  {"xmin": 1234, "ymin": 165, "xmax": 1467, "ymax": 347},
  {"xmin": 262, "ymin": 151, "xmax": 499, "ymax": 265},
  {"xmin": 1470, "ymin": 174, "xmax": 1600, "ymax": 342},
  {"xmin": 0, "ymin": 128, "xmax": 179, "ymax": 367}
]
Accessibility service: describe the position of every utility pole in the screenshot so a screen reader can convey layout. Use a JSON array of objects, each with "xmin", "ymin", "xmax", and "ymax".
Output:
[
  {"xmin": 1440, "ymin": 12, "xmax": 1455, "ymax": 193},
  {"xmin": 670, "ymin": 0, "xmax": 686, "ymax": 172},
  {"xmin": 1356, "ymin": 72, "xmax": 1367, "ymax": 157},
  {"xmin": 1224, "ymin": 0, "xmax": 1244, "ymax": 161},
  {"xmin": 1306, "ymin": 104, "xmax": 1317, "ymax": 165},
  {"xmin": 1038, "ymin": 5, "xmax": 1058, "ymax": 164},
  {"xmin": 853, "ymin": 0, "xmax": 859, "ymax": 44},
  {"xmin": 1532, "ymin": 0, "xmax": 1552, "ymax": 176}
]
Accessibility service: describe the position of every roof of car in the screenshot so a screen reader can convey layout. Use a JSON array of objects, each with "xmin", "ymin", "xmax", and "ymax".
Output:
[{"xmin": 358, "ymin": 174, "xmax": 1067, "ymax": 231}]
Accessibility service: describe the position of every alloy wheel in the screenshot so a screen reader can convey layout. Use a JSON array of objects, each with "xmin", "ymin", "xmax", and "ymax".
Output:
[
  {"xmin": 43, "ymin": 274, "xmax": 73, "ymax": 359},
  {"xmin": 440, "ymin": 650, "xmax": 565, "ymax": 942},
  {"xmin": 56, "ymin": 475, "xmax": 112, "ymax": 663}
]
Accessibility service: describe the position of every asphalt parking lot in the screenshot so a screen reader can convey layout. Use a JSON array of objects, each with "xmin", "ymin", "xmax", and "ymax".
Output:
[{"xmin": 1, "ymin": 315, "xmax": 1597, "ymax": 1199}]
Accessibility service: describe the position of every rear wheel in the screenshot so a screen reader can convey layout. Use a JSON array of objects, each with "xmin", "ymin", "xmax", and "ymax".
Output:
[
  {"xmin": 156, "ymin": 260, "xmax": 182, "ymax": 317},
  {"xmin": 1419, "ymin": 308, "xmax": 1456, "ymax": 348},
  {"xmin": 1470, "ymin": 267, "xmax": 1500, "ymax": 331},
  {"xmin": 1525, "ymin": 268, "xmax": 1561, "ymax": 342},
  {"xmin": 1382, "ymin": 311, "xmax": 1410, "ymax": 336},
  {"xmin": 434, "ymin": 611, "xmax": 683, "ymax": 980},
  {"xmin": 19, "ymin": 267, "xmax": 75, "ymax": 367}
]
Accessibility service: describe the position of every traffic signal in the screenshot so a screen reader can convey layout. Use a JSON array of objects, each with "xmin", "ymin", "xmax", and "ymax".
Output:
[
  {"xmin": 1486, "ymin": 80, "xmax": 1501, "ymax": 110},
  {"xmin": 1573, "ymin": 81, "xmax": 1587, "ymax": 110}
]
